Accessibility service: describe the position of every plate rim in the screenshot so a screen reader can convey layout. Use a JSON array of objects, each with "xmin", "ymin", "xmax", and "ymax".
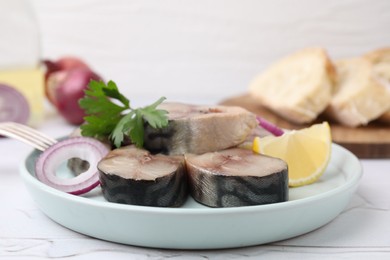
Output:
[
  {"xmin": 19, "ymin": 142, "xmax": 363, "ymax": 249},
  {"xmin": 20, "ymin": 143, "xmax": 363, "ymax": 215}
]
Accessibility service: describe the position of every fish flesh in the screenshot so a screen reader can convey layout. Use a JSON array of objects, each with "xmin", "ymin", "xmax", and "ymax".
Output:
[
  {"xmin": 97, "ymin": 145, "xmax": 188, "ymax": 207},
  {"xmin": 185, "ymin": 148, "xmax": 288, "ymax": 207},
  {"xmin": 144, "ymin": 102, "xmax": 257, "ymax": 155}
]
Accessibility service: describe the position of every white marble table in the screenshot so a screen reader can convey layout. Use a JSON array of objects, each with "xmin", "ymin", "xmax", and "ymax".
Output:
[{"xmin": 1, "ymin": 116, "xmax": 390, "ymax": 260}]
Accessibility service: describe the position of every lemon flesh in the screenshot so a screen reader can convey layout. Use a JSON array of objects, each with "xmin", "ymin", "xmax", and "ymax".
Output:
[{"xmin": 253, "ymin": 122, "xmax": 331, "ymax": 187}]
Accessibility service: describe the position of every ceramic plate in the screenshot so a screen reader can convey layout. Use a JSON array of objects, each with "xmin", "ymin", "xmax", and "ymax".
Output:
[{"xmin": 20, "ymin": 144, "xmax": 362, "ymax": 249}]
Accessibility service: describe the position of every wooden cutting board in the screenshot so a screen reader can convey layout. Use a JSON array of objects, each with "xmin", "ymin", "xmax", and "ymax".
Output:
[{"xmin": 220, "ymin": 93, "xmax": 390, "ymax": 159}]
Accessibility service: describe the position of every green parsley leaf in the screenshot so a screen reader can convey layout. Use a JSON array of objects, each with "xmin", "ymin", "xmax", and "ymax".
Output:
[
  {"xmin": 80, "ymin": 80, "xmax": 129, "ymax": 117},
  {"xmin": 129, "ymin": 110, "xmax": 145, "ymax": 148},
  {"xmin": 110, "ymin": 111, "xmax": 135, "ymax": 148},
  {"xmin": 79, "ymin": 80, "xmax": 169, "ymax": 148},
  {"xmin": 102, "ymin": 81, "xmax": 130, "ymax": 107},
  {"xmin": 81, "ymin": 115, "xmax": 120, "ymax": 139},
  {"xmin": 138, "ymin": 97, "xmax": 169, "ymax": 129}
]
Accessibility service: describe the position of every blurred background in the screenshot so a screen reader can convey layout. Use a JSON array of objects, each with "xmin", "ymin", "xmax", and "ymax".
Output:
[{"xmin": 2, "ymin": 0, "xmax": 390, "ymax": 107}]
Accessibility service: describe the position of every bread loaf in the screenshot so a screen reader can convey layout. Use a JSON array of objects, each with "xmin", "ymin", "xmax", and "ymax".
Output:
[
  {"xmin": 325, "ymin": 57, "xmax": 390, "ymax": 127},
  {"xmin": 248, "ymin": 48, "xmax": 335, "ymax": 124},
  {"xmin": 364, "ymin": 48, "xmax": 390, "ymax": 123}
]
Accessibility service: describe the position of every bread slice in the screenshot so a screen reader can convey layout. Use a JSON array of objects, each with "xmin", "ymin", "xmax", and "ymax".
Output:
[
  {"xmin": 248, "ymin": 48, "xmax": 335, "ymax": 124},
  {"xmin": 325, "ymin": 57, "xmax": 390, "ymax": 127},
  {"xmin": 364, "ymin": 48, "xmax": 390, "ymax": 123}
]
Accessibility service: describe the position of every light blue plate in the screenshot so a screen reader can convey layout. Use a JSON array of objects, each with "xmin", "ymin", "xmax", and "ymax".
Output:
[{"xmin": 20, "ymin": 144, "xmax": 362, "ymax": 249}]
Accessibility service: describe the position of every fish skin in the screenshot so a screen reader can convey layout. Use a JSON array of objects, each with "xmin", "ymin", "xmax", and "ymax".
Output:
[
  {"xmin": 144, "ymin": 102, "xmax": 257, "ymax": 155},
  {"xmin": 185, "ymin": 148, "xmax": 288, "ymax": 207},
  {"xmin": 99, "ymin": 164, "xmax": 188, "ymax": 207},
  {"xmin": 188, "ymin": 170, "xmax": 288, "ymax": 207},
  {"xmin": 98, "ymin": 146, "xmax": 188, "ymax": 207},
  {"xmin": 67, "ymin": 158, "xmax": 89, "ymax": 175}
]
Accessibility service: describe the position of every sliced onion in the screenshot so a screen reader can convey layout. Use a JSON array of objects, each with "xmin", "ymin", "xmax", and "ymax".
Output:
[
  {"xmin": 0, "ymin": 83, "xmax": 30, "ymax": 124},
  {"xmin": 35, "ymin": 137, "xmax": 110, "ymax": 195},
  {"xmin": 256, "ymin": 116, "xmax": 284, "ymax": 136}
]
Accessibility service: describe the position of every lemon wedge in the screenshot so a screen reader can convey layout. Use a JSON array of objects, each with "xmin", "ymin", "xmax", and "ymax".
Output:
[{"xmin": 252, "ymin": 122, "xmax": 332, "ymax": 187}]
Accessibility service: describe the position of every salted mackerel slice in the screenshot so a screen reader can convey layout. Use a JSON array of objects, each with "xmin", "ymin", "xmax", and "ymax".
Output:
[
  {"xmin": 185, "ymin": 148, "xmax": 288, "ymax": 207},
  {"xmin": 97, "ymin": 145, "xmax": 188, "ymax": 207},
  {"xmin": 144, "ymin": 102, "xmax": 257, "ymax": 155}
]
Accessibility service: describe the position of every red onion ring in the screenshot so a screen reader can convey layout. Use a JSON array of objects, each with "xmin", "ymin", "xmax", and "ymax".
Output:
[
  {"xmin": 256, "ymin": 116, "xmax": 284, "ymax": 136},
  {"xmin": 35, "ymin": 137, "xmax": 110, "ymax": 195},
  {"xmin": 0, "ymin": 83, "xmax": 30, "ymax": 124}
]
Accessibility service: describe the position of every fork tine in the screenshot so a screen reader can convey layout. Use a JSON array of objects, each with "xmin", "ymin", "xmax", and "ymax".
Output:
[
  {"xmin": 6, "ymin": 122, "xmax": 57, "ymax": 146},
  {"xmin": 0, "ymin": 128, "xmax": 49, "ymax": 151},
  {"xmin": 0, "ymin": 122, "xmax": 58, "ymax": 151}
]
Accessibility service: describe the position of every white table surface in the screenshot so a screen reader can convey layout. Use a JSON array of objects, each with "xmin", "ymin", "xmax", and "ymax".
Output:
[{"xmin": 1, "ymin": 114, "xmax": 390, "ymax": 260}]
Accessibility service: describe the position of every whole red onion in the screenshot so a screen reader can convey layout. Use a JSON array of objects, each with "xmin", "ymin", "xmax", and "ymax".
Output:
[
  {"xmin": 43, "ymin": 57, "xmax": 90, "ymax": 104},
  {"xmin": 47, "ymin": 68, "xmax": 101, "ymax": 125}
]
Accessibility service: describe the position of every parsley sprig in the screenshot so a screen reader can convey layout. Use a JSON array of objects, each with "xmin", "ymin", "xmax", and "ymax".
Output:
[{"xmin": 79, "ymin": 80, "xmax": 168, "ymax": 148}]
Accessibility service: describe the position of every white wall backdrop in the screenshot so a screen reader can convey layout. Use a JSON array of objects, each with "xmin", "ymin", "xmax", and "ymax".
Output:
[{"xmin": 30, "ymin": 0, "xmax": 390, "ymax": 105}]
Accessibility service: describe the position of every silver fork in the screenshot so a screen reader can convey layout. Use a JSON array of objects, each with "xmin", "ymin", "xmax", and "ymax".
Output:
[{"xmin": 0, "ymin": 122, "xmax": 58, "ymax": 151}]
